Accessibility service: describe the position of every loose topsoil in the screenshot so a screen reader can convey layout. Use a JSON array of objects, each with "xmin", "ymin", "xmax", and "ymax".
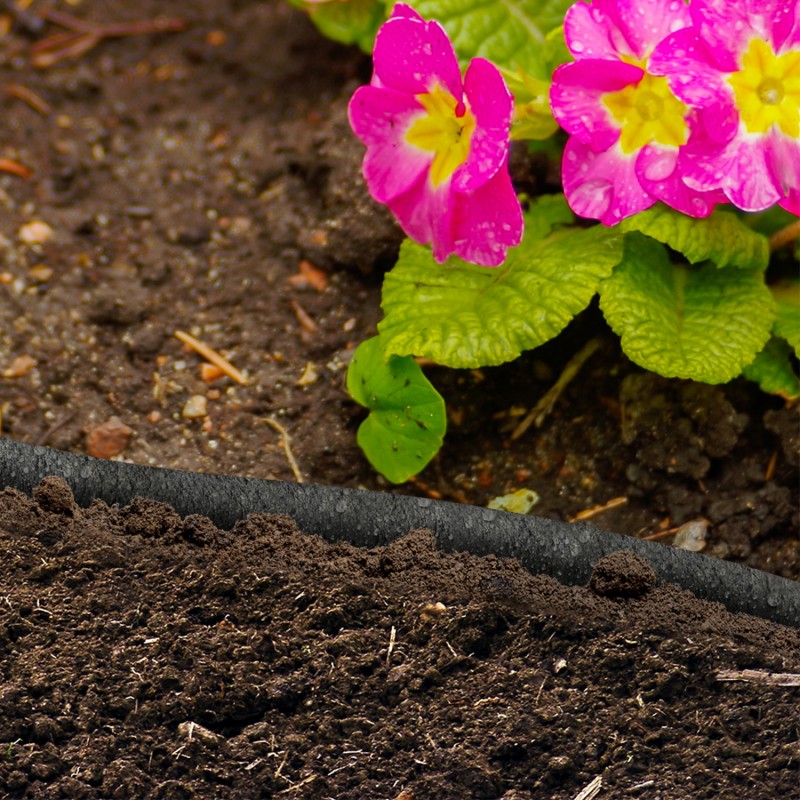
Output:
[
  {"xmin": 0, "ymin": 2, "xmax": 799, "ymax": 798},
  {"xmin": 1, "ymin": 477, "xmax": 799, "ymax": 800}
]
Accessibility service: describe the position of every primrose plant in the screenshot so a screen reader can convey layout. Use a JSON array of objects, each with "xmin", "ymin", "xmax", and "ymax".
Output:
[{"xmin": 296, "ymin": 0, "xmax": 800, "ymax": 484}]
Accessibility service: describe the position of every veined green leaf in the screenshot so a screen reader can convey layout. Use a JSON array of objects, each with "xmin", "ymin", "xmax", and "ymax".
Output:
[
  {"xmin": 292, "ymin": 0, "xmax": 387, "ymax": 51},
  {"xmin": 346, "ymin": 337, "xmax": 446, "ymax": 483},
  {"xmin": 600, "ymin": 234, "xmax": 776, "ymax": 383},
  {"xmin": 621, "ymin": 205, "xmax": 770, "ymax": 270},
  {"xmin": 379, "ymin": 199, "xmax": 623, "ymax": 368},
  {"xmin": 410, "ymin": 0, "xmax": 574, "ymax": 78},
  {"xmin": 771, "ymin": 280, "xmax": 800, "ymax": 356},
  {"xmin": 742, "ymin": 337, "xmax": 800, "ymax": 400}
]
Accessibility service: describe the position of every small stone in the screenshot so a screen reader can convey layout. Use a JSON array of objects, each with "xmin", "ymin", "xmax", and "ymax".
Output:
[
  {"xmin": 673, "ymin": 518, "xmax": 709, "ymax": 552},
  {"xmin": 18, "ymin": 220, "xmax": 54, "ymax": 245},
  {"xmin": 85, "ymin": 416, "xmax": 134, "ymax": 459},
  {"xmin": 419, "ymin": 602, "xmax": 447, "ymax": 622},
  {"xmin": 182, "ymin": 394, "xmax": 208, "ymax": 419},
  {"xmin": 200, "ymin": 363, "xmax": 225, "ymax": 383},
  {"xmin": 29, "ymin": 264, "xmax": 54, "ymax": 283},
  {"xmin": 2, "ymin": 354, "xmax": 35, "ymax": 378}
]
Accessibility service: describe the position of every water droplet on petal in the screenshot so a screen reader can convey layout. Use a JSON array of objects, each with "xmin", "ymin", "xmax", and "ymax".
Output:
[{"xmin": 642, "ymin": 149, "xmax": 677, "ymax": 181}]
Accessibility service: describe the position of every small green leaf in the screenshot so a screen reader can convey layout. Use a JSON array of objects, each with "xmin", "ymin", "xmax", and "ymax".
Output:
[
  {"xmin": 410, "ymin": 0, "xmax": 574, "ymax": 78},
  {"xmin": 742, "ymin": 337, "xmax": 800, "ymax": 399},
  {"xmin": 621, "ymin": 205, "xmax": 770, "ymax": 270},
  {"xmin": 291, "ymin": 0, "xmax": 387, "ymax": 51},
  {"xmin": 379, "ymin": 199, "xmax": 623, "ymax": 368},
  {"xmin": 499, "ymin": 68, "xmax": 559, "ymax": 141},
  {"xmin": 600, "ymin": 234, "xmax": 776, "ymax": 383},
  {"xmin": 346, "ymin": 337, "xmax": 446, "ymax": 483},
  {"xmin": 772, "ymin": 280, "xmax": 800, "ymax": 356}
]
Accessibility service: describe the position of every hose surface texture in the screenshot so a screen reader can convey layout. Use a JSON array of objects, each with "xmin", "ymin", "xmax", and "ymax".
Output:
[{"xmin": 1, "ymin": 437, "xmax": 797, "ymax": 628}]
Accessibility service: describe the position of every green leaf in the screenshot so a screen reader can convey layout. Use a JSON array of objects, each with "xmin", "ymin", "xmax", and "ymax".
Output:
[
  {"xmin": 772, "ymin": 280, "xmax": 800, "ymax": 356},
  {"xmin": 410, "ymin": 0, "xmax": 574, "ymax": 78},
  {"xmin": 621, "ymin": 205, "xmax": 770, "ymax": 270},
  {"xmin": 380, "ymin": 204, "xmax": 622, "ymax": 369},
  {"xmin": 600, "ymin": 234, "xmax": 776, "ymax": 383},
  {"xmin": 346, "ymin": 337, "xmax": 446, "ymax": 483},
  {"xmin": 499, "ymin": 68, "xmax": 559, "ymax": 141},
  {"xmin": 290, "ymin": 0, "xmax": 387, "ymax": 51},
  {"xmin": 742, "ymin": 337, "xmax": 800, "ymax": 399}
]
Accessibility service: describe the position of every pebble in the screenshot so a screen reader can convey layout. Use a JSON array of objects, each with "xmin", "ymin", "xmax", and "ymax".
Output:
[
  {"xmin": 2, "ymin": 354, "xmax": 35, "ymax": 378},
  {"xmin": 182, "ymin": 394, "xmax": 208, "ymax": 419},
  {"xmin": 29, "ymin": 264, "xmax": 54, "ymax": 283},
  {"xmin": 18, "ymin": 220, "xmax": 54, "ymax": 245},
  {"xmin": 85, "ymin": 416, "xmax": 133, "ymax": 459}
]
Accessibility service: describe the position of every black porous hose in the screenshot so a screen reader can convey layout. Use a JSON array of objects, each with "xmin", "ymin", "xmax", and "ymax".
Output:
[{"xmin": 1, "ymin": 437, "xmax": 798, "ymax": 628}]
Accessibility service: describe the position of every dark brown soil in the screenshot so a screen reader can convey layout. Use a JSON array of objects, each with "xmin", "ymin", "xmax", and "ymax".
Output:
[
  {"xmin": 0, "ymin": 3, "xmax": 798, "ymax": 797},
  {"xmin": 1, "ymin": 478, "xmax": 799, "ymax": 800}
]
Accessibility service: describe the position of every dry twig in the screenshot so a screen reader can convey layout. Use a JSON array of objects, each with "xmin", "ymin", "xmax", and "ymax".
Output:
[
  {"xmin": 174, "ymin": 330, "xmax": 248, "ymax": 385},
  {"xmin": 0, "ymin": 157, "xmax": 32, "ymax": 178},
  {"xmin": 572, "ymin": 775, "xmax": 603, "ymax": 800},
  {"xmin": 4, "ymin": 82, "xmax": 51, "ymax": 114},
  {"xmin": 569, "ymin": 496, "xmax": 628, "ymax": 522},
  {"xmin": 511, "ymin": 338, "xmax": 602, "ymax": 440},
  {"xmin": 716, "ymin": 669, "xmax": 800, "ymax": 687},
  {"xmin": 769, "ymin": 219, "xmax": 800, "ymax": 253},
  {"xmin": 263, "ymin": 417, "xmax": 304, "ymax": 483},
  {"xmin": 30, "ymin": 8, "xmax": 186, "ymax": 68}
]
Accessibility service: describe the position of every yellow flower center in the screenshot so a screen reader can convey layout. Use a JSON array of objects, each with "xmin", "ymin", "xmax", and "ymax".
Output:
[
  {"xmin": 405, "ymin": 85, "xmax": 476, "ymax": 186},
  {"xmin": 728, "ymin": 38, "xmax": 800, "ymax": 137},
  {"xmin": 602, "ymin": 72, "xmax": 689, "ymax": 154}
]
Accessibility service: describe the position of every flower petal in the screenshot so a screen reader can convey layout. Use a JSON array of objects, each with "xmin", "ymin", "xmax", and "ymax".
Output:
[
  {"xmin": 690, "ymin": 0, "xmax": 796, "ymax": 61},
  {"xmin": 682, "ymin": 130, "xmax": 784, "ymax": 211},
  {"xmin": 649, "ymin": 28, "xmax": 733, "ymax": 106},
  {"xmin": 778, "ymin": 192, "xmax": 800, "ymax": 216},
  {"xmin": 372, "ymin": 10, "xmax": 462, "ymax": 99},
  {"xmin": 387, "ymin": 3, "xmax": 423, "ymax": 22},
  {"xmin": 454, "ymin": 57, "xmax": 513, "ymax": 193},
  {"xmin": 562, "ymin": 137, "xmax": 654, "ymax": 225},
  {"xmin": 348, "ymin": 85, "xmax": 431, "ymax": 202},
  {"xmin": 636, "ymin": 143, "xmax": 723, "ymax": 217},
  {"xmin": 387, "ymin": 173, "xmax": 456, "ymax": 262},
  {"xmin": 769, "ymin": 130, "xmax": 800, "ymax": 215},
  {"xmin": 451, "ymin": 165, "xmax": 523, "ymax": 266},
  {"xmin": 564, "ymin": 0, "xmax": 630, "ymax": 60},
  {"xmin": 550, "ymin": 59, "xmax": 642, "ymax": 151},
  {"xmin": 612, "ymin": 0, "xmax": 692, "ymax": 59}
]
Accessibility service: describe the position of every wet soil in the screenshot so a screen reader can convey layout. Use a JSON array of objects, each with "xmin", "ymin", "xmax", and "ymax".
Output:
[
  {"xmin": 0, "ymin": 2, "xmax": 798, "ymax": 796},
  {"xmin": 1, "ymin": 477, "xmax": 799, "ymax": 800}
]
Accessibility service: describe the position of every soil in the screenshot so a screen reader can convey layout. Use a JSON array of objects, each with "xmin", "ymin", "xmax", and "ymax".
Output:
[
  {"xmin": 0, "ymin": 0, "xmax": 797, "ymax": 579},
  {"xmin": 0, "ymin": 2, "xmax": 798, "ymax": 797},
  {"xmin": 1, "ymin": 477, "xmax": 799, "ymax": 800}
]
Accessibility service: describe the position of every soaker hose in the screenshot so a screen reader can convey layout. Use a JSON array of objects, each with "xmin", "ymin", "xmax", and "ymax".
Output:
[{"xmin": 1, "ymin": 437, "xmax": 798, "ymax": 628}]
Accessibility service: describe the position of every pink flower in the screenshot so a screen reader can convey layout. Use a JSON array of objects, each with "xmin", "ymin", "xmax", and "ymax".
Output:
[
  {"xmin": 348, "ymin": 4, "xmax": 522, "ymax": 266},
  {"xmin": 649, "ymin": 0, "xmax": 800, "ymax": 215},
  {"xmin": 550, "ymin": 0, "xmax": 723, "ymax": 225}
]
